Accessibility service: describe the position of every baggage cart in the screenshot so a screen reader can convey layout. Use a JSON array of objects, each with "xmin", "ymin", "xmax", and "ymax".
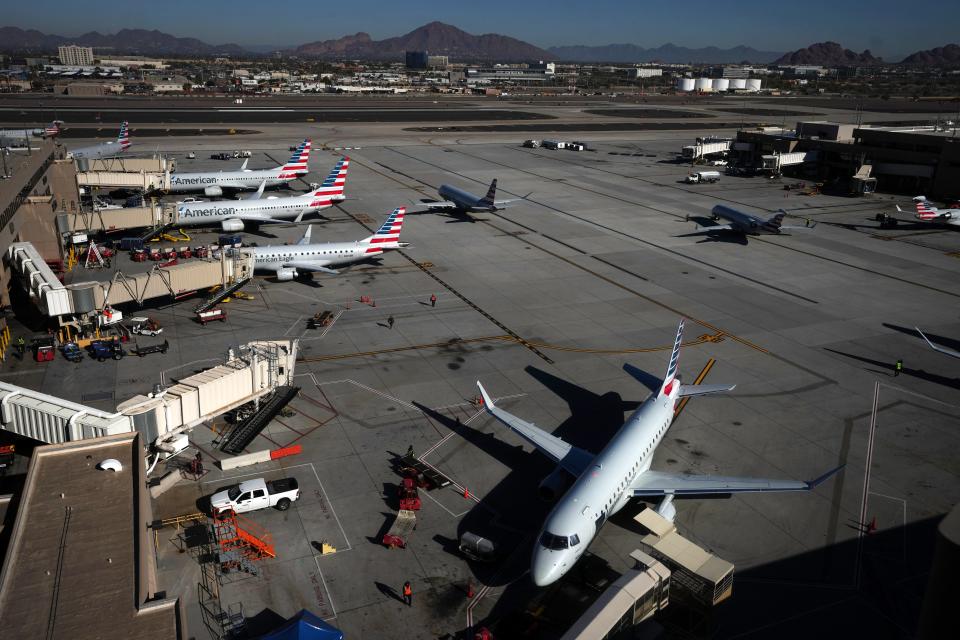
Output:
[{"xmin": 382, "ymin": 509, "xmax": 417, "ymax": 549}]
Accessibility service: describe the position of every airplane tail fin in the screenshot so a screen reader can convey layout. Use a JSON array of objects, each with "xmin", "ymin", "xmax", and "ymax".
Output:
[
  {"xmin": 659, "ymin": 319, "xmax": 684, "ymax": 397},
  {"xmin": 478, "ymin": 179, "xmax": 498, "ymax": 206},
  {"xmin": 303, "ymin": 157, "xmax": 349, "ymax": 207},
  {"xmin": 914, "ymin": 197, "xmax": 939, "ymax": 220},
  {"xmin": 117, "ymin": 121, "xmax": 130, "ymax": 150},
  {"xmin": 766, "ymin": 209, "xmax": 787, "ymax": 229},
  {"xmin": 45, "ymin": 121, "xmax": 62, "ymax": 137},
  {"xmin": 279, "ymin": 138, "xmax": 311, "ymax": 177},
  {"xmin": 360, "ymin": 207, "xmax": 406, "ymax": 249},
  {"xmin": 296, "ymin": 225, "xmax": 313, "ymax": 245}
]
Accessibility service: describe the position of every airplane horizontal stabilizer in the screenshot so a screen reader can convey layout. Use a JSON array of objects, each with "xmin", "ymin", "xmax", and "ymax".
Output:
[{"xmin": 677, "ymin": 383, "xmax": 735, "ymax": 398}]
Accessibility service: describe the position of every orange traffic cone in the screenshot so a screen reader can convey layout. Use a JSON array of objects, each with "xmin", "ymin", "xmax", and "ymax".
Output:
[
  {"xmin": 463, "ymin": 487, "xmax": 470, "ymax": 499},
  {"xmin": 466, "ymin": 578, "xmax": 475, "ymax": 598},
  {"xmin": 867, "ymin": 516, "xmax": 877, "ymax": 534}
]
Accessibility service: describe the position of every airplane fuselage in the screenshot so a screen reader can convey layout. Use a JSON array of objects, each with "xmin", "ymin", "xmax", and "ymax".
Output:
[
  {"xmin": 67, "ymin": 140, "xmax": 126, "ymax": 160},
  {"xmin": 169, "ymin": 170, "xmax": 293, "ymax": 194},
  {"xmin": 531, "ymin": 382, "xmax": 679, "ymax": 586},
  {"xmin": 177, "ymin": 194, "xmax": 329, "ymax": 228},
  {"xmin": 251, "ymin": 241, "xmax": 378, "ymax": 273},
  {"xmin": 437, "ymin": 184, "xmax": 488, "ymax": 211},
  {"xmin": 712, "ymin": 204, "xmax": 781, "ymax": 235}
]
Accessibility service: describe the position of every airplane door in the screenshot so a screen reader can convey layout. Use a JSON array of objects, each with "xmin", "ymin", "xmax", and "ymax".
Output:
[{"xmin": 595, "ymin": 511, "xmax": 606, "ymax": 531}]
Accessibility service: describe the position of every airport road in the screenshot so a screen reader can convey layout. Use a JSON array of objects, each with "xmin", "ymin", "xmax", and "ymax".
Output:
[{"xmin": 3, "ymin": 118, "xmax": 958, "ymax": 638}]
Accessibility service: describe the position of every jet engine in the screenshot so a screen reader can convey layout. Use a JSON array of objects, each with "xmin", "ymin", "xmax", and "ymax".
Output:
[
  {"xmin": 655, "ymin": 494, "xmax": 676, "ymax": 522},
  {"xmin": 203, "ymin": 185, "xmax": 223, "ymax": 197},
  {"xmin": 275, "ymin": 268, "xmax": 298, "ymax": 282},
  {"xmin": 221, "ymin": 219, "xmax": 244, "ymax": 232},
  {"xmin": 538, "ymin": 467, "xmax": 574, "ymax": 502}
]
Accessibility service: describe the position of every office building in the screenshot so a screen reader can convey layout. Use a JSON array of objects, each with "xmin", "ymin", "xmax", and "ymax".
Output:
[{"xmin": 57, "ymin": 45, "xmax": 93, "ymax": 66}]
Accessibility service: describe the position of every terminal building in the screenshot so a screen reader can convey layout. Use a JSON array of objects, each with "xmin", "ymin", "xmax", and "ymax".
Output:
[{"xmin": 729, "ymin": 121, "xmax": 960, "ymax": 197}]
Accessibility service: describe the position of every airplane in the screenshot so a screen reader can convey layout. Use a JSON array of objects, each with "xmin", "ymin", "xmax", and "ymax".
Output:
[
  {"xmin": 175, "ymin": 157, "xmax": 349, "ymax": 231},
  {"xmin": 897, "ymin": 197, "xmax": 960, "ymax": 228},
  {"xmin": 916, "ymin": 327, "xmax": 960, "ymax": 359},
  {"xmin": 168, "ymin": 139, "xmax": 312, "ymax": 196},
  {"xmin": 476, "ymin": 319, "xmax": 843, "ymax": 587},
  {"xmin": 414, "ymin": 179, "xmax": 527, "ymax": 214},
  {"xmin": 249, "ymin": 206, "xmax": 408, "ymax": 280},
  {"xmin": 66, "ymin": 121, "xmax": 130, "ymax": 159},
  {"xmin": 693, "ymin": 204, "xmax": 816, "ymax": 236},
  {"xmin": 0, "ymin": 121, "xmax": 62, "ymax": 145}
]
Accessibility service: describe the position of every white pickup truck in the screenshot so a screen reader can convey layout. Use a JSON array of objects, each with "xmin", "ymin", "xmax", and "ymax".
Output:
[{"xmin": 210, "ymin": 477, "xmax": 300, "ymax": 515}]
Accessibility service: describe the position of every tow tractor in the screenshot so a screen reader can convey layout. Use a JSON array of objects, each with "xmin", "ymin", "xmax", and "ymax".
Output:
[
  {"xmin": 88, "ymin": 339, "xmax": 125, "ymax": 361},
  {"xmin": 61, "ymin": 342, "xmax": 83, "ymax": 363}
]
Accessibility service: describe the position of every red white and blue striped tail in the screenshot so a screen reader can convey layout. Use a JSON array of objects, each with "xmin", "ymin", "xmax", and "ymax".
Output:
[
  {"xmin": 117, "ymin": 121, "xmax": 130, "ymax": 149},
  {"xmin": 44, "ymin": 122, "xmax": 61, "ymax": 137},
  {"xmin": 279, "ymin": 138, "xmax": 311, "ymax": 177},
  {"xmin": 915, "ymin": 199, "xmax": 939, "ymax": 220},
  {"xmin": 660, "ymin": 319, "xmax": 684, "ymax": 396},
  {"xmin": 361, "ymin": 207, "xmax": 405, "ymax": 253},
  {"xmin": 305, "ymin": 156, "xmax": 349, "ymax": 207}
]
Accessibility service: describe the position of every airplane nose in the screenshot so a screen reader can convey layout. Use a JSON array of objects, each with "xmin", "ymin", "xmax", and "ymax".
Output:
[{"xmin": 531, "ymin": 552, "xmax": 558, "ymax": 587}]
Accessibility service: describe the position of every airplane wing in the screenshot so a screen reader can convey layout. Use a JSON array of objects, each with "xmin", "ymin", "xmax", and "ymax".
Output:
[
  {"xmin": 694, "ymin": 222, "xmax": 735, "ymax": 231},
  {"xmin": 225, "ymin": 212, "xmax": 286, "ymax": 223},
  {"xmin": 281, "ymin": 260, "xmax": 339, "ymax": 275},
  {"xmin": 241, "ymin": 181, "xmax": 267, "ymax": 201},
  {"xmin": 917, "ymin": 327, "xmax": 960, "ymax": 359},
  {"xmin": 476, "ymin": 381, "xmax": 594, "ymax": 477},
  {"xmin": 630, "ymin": 466, "xmax": 843, "ymax": 496},
  {"xmin": 410, "ymin": 201, "xmax": 460, "ymax": 211}
]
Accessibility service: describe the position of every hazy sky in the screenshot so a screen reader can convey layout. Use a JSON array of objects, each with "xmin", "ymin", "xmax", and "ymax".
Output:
[{"xmin": 4, "ymin": 0, "xmax": 953, "ymax": 59}]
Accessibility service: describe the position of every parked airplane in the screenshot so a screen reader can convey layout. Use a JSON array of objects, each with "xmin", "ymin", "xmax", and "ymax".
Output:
[
  {"xmin": 250, "ymin": 206, "xmax": 408, "ymax": 280},
  {"xmin": 0, "ymin": 121, "xmax": 62, "ymax": 144},
  {"xmin": 416, "ymin": 179, "xmax": 527, "ymax": 213},
  {"xmin": 916, "ymin": 327, "xmax": 960, "ymax": 359},
  {"xmin": 66, "ymin": 121, "xmax": 130, "ymax": 159},
  {"xmin": 168, "ymin": 139, "xmax": 312, "ymax": 196},
  {"xmin": 476, "ymin": 319, "xmax": 842, "ymax": 587},
  {"xmin": 176, "ymin": 157, "xmax": 349, "ymax": 231},
  {"xmin": 695, "ymin": 204, "xmax": 815, "ymax": 235},
  {"xmin": 897, "ymin": 197, "xmax": 960, "ymax": 228}
]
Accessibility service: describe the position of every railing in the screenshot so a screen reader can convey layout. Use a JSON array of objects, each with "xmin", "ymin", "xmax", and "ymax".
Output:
[{"xmin": 1, "ymin": 150, "xmax": 54, "ymax": 234}]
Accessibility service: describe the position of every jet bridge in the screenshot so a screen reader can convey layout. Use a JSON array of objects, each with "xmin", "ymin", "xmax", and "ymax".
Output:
[
  {"xmin": 55, "ymin": 202, "xmax": 177, "ymax": 234},
  {"xmin": 0, "ymin": 339, "xmax": 298, "ymax": 462},
  {"xmin": 7, "ymin": 241, "xmax": 254, "ymax": 316}
]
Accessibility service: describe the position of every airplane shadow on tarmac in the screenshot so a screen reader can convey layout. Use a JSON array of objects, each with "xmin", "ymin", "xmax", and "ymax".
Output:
[
  {"xmin": 883, "ymin": 322, "xmax": 960, "ymax": 354},
  {"xmin": 412, "ymin": 365, "xmax": 644, "ymax": 590}
]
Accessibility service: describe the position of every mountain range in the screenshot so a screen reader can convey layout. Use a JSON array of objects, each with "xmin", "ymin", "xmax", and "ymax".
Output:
[
  {"xmin": 0, "ymin": 26, "xmax": 244, "ymax": 56},
  {"xmin": 548, "ymin": 43, "xmax": 783, "ymax": 64},
  {"xmin": 294, "ymin": 22, "xmax": 553, "ymax": 62},
  {"xmin": 1, "ymin": 24, "xmax": 958, "ymax": 67}
]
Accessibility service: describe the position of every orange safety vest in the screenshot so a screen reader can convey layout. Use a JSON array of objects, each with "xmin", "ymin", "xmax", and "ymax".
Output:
[{"xmin": 403, "ymin": 584, "xmax": 412, "ymax": 596}]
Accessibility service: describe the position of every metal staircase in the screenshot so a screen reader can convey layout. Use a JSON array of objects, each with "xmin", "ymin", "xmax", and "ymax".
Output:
[
  {"xmin": 214, "ymin": 512, "xmax": 275, "ymax": 576},
  {"xmin": 219, "ymin": 386, "xmax": 299, "ymax": 455},
  {"xmin": 194, "ymin": 278, "xmax": 251, "ymax": 314}
]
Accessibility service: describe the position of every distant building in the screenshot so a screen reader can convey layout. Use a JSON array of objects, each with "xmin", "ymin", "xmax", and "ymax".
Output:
[
  {"xmin": 58, "ymin": 45, "xmax": 93, "ymax": 66},
  {"xmin": 406, "ymin": 51, "xmax": 429, "ymax": 70},
  {"xmin": 629, "ymin": 68, "xmax": 663, "ymax": 79},
  {"xmin": 97, "ymin": 56, "xmax": 167, "ymax": 70},
  {"xmin": 427, "ymin": 55, "xmax": 449, "ymax": 69},
  {"xmin": 466, "ymin": 62, "xmax": 556, "ymax": 83},
  {"xmin": 146, "ymin": 75, "xmax": 189, "ymax": 93}
]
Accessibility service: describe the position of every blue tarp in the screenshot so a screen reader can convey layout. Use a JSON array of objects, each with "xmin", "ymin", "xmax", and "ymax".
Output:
[{"xmin": 258, "ymin": 609, "xmax": 344, "ymax": 640}]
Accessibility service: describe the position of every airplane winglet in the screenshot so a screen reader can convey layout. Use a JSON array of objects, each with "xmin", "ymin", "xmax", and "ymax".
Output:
[
  {"xmin": 476, "ymin": 381, "xmax": 495, "ymax": 410},
  {"xmin": 240, "ymin": 159, "xmax": 249, "ymax": 171},
  {"xmin": 804, "ymin": 464, "xmax": 845, "ymax": 490}
]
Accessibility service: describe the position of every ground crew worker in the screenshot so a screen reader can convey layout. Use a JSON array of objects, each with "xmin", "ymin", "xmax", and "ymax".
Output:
[
  {"xmin": 430, "ymin": 293, "xmax": 437, "ymax": 308},
  {"xmin": 388, "ymin": 315, "xmax": 395, "ymax": 330},
  {"xmin": 402, "ymin": 581, "xmax": 412, "ymax": 606},
  {"xmin": 15, "ymin": 337, "xmax": 25, "ymax": 358},
  {"xmin": 895, "ymin": 359, "xmax": 903, "ymax": 377}
]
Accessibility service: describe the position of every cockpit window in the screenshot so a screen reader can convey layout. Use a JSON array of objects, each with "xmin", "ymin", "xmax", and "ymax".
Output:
[
  {"xmin": 540, "ymin": 532, "xmax": 569, "ymax": 550},
  {"xmin": 570, "ymin": 534, "xmax": 580, "ymax": 546}
]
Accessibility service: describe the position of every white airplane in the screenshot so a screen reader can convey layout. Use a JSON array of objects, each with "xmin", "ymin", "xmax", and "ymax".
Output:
[
  {"xmin": 0, "ymin": 121, "xmax": 61, "ymax": 145},
  {"xmin": 916, "ymin": 327, "xmax": 960, "ymax": 359},
  {"xmin": 476, "ymin": 319, "xmax": 843, "ymax": 587},
  {"xmin": 175, "ymin": 157, "xmax": 348, "ymax": 231},
  {"xmin": 416, "ymin": 179, "xmax": 527, "ymax": 213},
  {"xmin": 250, "ymin": 206, "xmax": 408, "ymax": 280},
  {"xmin": 66, "ymin": 121, "xmax": 130, "ymax": 159},
  {"xmin": 168, "ymin": 139, "xmax": 312, "ymax": 196},
  {"xmin": 897, "ymin": 197, "xmax": 960, "ymax": 228},
  {"xmin": 694, "ymin": 204, "xmax": 815, "ymax": 235}
]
